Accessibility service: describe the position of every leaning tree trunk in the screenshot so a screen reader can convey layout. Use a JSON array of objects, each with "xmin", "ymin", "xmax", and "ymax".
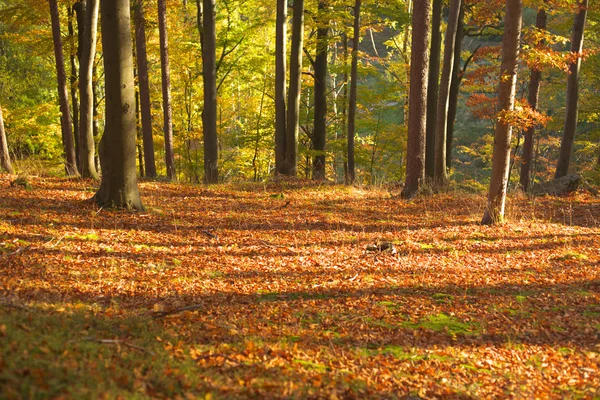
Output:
[
  {"xmin": 0, "ymin": 105, "xmax": 14, "ymax": 174},
  {"xmin": 433, "ymin": 0, "xmax": 461, "ymax": 186},
  {"xmin": 312, "ymin": 0, "xmax": 329, "ymax": 181},
  {"xmin": 346, "ymin": 0, "xmax": 360, "ymax": 184},
  {"xmin": 519, "ymin": 6, "xmax": 547, "ymax": 191},
  {"xmin": 49, "ymin": 0, "xmax": 79, "ymax": 177},
  {"xmin": 201, "ymin": 0, "xmax": 219, "ymax": 183},
  {"xmin": 425, "ymin": 0, "xmax": 442, "ymax": 180},
  {"xmin": 446, "ymin": 2, "xmax": 465, "ymax": 170},
  {"xmin": 78, "ymin": 0, "xmax": 99, "ymax": 180},
  {"xmin": 285, "ymin": 0, "xmax": 305, "ymax": 176},
  {"xmin": 401, "ymin": 0, "xmax": 431, "ymax": 199},
  {"xmin": 554, "ymin": 0, "xmax": 588, "ymax": 179},
  {"xmin": 274, "ymin": 0, "xmax": 287, "ymax": 175},
  {"xmin": 482, "ymin": 0, "xmax": 522, "ymax": 225},
  {"xmin": 95, "ymin": 0, "xmax": 143, "ymax": 210},
  {"xmin": 134, "ymin": 0, "xmax": 157, "ymax": 178},
  {"xmin": 158, "ymin": 0, "xmax": 176, "ymax": 180}
]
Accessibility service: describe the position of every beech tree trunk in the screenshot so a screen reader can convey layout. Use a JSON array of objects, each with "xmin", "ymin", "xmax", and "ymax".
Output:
[
  {"xmin": 312, "ymin": 0, "xmax": 328, "ymax": 180},
  {"xmin": 433, "ymin": 0, "xmax": 461, "ymax": 186},
  {"xmin": 158, "ymin": 0, "xmax": 176, "ymax": 180},
  {"xmin": 446, "ymin": 2, "xmax": 464, "ymax": 170},
  {"xmin": 68, "ymin": 4, "xmax": 80, "ymax": 169},
  {"xmin": 482, "ymin": 0, "xmax": 522, "ymax": 225},
  {"xmin": 425, "ymin": 0, "xmax": 442, "ymax": 180},
  {"xmin": 95, "ymin": 0, "xmax": 143, "ymax": 210},
  {"xmin": 0, "ymin": 105, "xmax": 13, "ymax": 174},
  {"xmin": 401, "ymin": 0, "xmax": 431, "ymax": 199},
  {"xmin": 519, "ymin": 6, "xmax": 546, "ymax": 191},
  {"xmin": 554, "ymin": 0, "xmax": 588, "ymax": 179},
  {"xmin": 78, "ymin": 0, "xmax": 99, "ymax": 180},
  {"xmin": 49, "ymin": 0, "xmax": 79, "ymax": 176},
  {"xmin": 201, "ymin": 0, "xmax": 219, "ymax": 183},
  {"xmin": 134, "ymin": 0, "xmax": 157, "ymax": 178},
  {"xmin": 274, "ymin": 0, "xmax": 287, "ymax": 175},
  {"xmin": 285, "ymin": 0, "xmax": 305, "ymax": 176},
  {"xmin": 346, "ymin": 0, "xmax": 360, "ymax": 184}
]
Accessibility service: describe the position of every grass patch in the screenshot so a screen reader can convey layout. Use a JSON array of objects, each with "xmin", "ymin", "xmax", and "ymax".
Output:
[{"xmin": 402, "ymin": 313, "xmax": 479, "ymax": 337}]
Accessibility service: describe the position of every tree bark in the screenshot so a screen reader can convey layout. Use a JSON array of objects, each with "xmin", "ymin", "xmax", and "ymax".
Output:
[
  {"xmin": 68, "ymin": 4, "xmax": 80, "ymax": 169},
  {"xmin": 425, "ymin": 0, "xmax": 442, "ymax": 180},
  {"xmin": 0, "ymin": 105, "xmax": 13, "ymax": 174},
  {"xmin": 554, "ymin": 0, "xmax": 588, "ymax": 179},
  {"xmin": 134, "ymin": 0, "xmax": 157, "ymax": 178},
  {"xmin": 49, "ymin": 0, "xmax": 79, "ymax": 176},
  {"xmin": 274, "ymin": 0, "xmax": 287, "ymax": 175},
  {"xmin": 285, "ymin": 0, "xmax": 305, "ymax": 176},
  {"xmin": 346, "ymin": 0, "xmax": 360, "ymax": 184},
  {"xmin": 446, "ymin": 2, "xmax": 465, "ymax": 170},
  {"xmin": 201, "ymin": 0, "xmax": 219, "ymax": 183},
  {"xmin": 519, "ymin": 6, "xmax": 546, "ymax": 191},
  {"xmin": 482, "ymin": 0, "xmax": 522, "ymax": 225},
  {"xmin": 158, "ymin": 0, "xmax": 176, "ymax": 180},
  {"xmin": 312, "ymin": 0, "xmax": 329, "ymax": 180},
  {"xmin": 401, "ymin": 0, "xmax": 431, "ymax": 199},
  {"xmin": 433, "ymin": 0, "xmax": 461, "ymax": 186},
  {"xmin": 95, "ymin": 0, "xmax": 143, "ymax": 210}
]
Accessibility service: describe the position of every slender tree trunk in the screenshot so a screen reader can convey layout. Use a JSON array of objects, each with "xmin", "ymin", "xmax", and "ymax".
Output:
[
  {"xmin": 401, "ymin": 0, "xmax": 431, "ymax": 199},
  {"xmin": 519, "ymin": 6, "xmax": 546, "ymax": 191},
  {"xmin": 78, "ymin": 0, "xmax": 99, "ymax": 179},
  {"xmin": 347, "ymin": 0, "xmax": 360, "ymax": 184},
  {"xmin": 275, "ymin": 0, "xmax": 287, "ymax": 175},
  {"xmin": 49, "ymin": 0, "xmax": 78, "ymax": 176},
  {"xmin": 134, "ymin": 0, "xmax": 157, "ymax": 178},
  {"xmin": 201, "ymin": 0, "xmax": 219, "ymax": 183},
  {"xmin": 68, "ymin": 4, "xmax": 80, "ymax": 169},
  {"xmin": 446, "ymin": 2, "xmax": 465, "ymax": 170},
  {"xmin": 158, "ymin": 0, "xmax": 176, "ymax": 180},
  {"xmin": 312, "ymin": 0, "xmax": 328, "ymax": 180},
  {"xmin": 0, "ymin": 105, "xmax": 13, "ymax": 174},
  {"xmin": 554, "ymin": 0, "xmax": 588, "ymax": 179},
  {"xmin": 433, "ymin": 0, "xmax": 461, "ymax": 186},
  {"xmin": 425, "ymin": 0, "xmax": 441, "ymax": 180},
  {"xmin": 482, "ymin": 0, "xmax": 522, "ymax": 225},
  {"xmin": 95, "ymin": 0, "xmax": 143, "ymax": 210},
  {"xmin": 342, "ymin": 33, "xmax": 349, "ymax": 182},
  {"xmin": 285, "ymin": 0, "xmax": 305, "ymax": 176}
]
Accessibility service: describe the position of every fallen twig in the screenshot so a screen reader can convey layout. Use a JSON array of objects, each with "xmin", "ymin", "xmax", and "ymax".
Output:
[
  {"xmin": 84, "ymin": 338, "xmax": 155, "ymax": 355},
  {"xmin": 152, "ymin": 303, "xmax": 205, "ymax": 318},
  {"xmin": 1, "ymin": 245, "xmax": 32, "ymax": 258},
  {"xmin": 201, "ymin": 230, "xmax": 218, "ymax": 240},
  {"xmin": 193, "ymin": 353, "xmax": 242, "ymax": 365}
]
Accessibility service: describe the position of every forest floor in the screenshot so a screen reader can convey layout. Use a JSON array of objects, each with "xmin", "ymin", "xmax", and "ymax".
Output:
[{"xmin": 0, "ymin": 175, "xmax": 599, "ymax": 399}]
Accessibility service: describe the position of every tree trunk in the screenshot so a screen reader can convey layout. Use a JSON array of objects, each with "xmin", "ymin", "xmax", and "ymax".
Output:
[
  {"xmin": 347, "ymin": 0, "xmax": 360, "ymax": 184},
  {"xmin": 285, "ymin": 0, "xmax": 305, "ymax": 176},
  {"xmin": 312, "ymin": 0, "xmax": 328, "ymax": 180},
  {"xmin": 95, "ymin": 0, "xmax": 143, "ymax": 209},
  {"xmin": 401, "ymin": 0, "xmax": 431, "ymax": 199},
  {"xmin": 446, "ymin": 2, "xmax": 464, "ymax": 170},
  {"xmin": 425, "ymin": 0, "xmax": 442, "ymax": 180},
  {"xmin": 519, "ymin": 6, "xmax": 546, "ymax": 191},
  {"xmin": 158, "ymin": 0, "xmax": 176, "ymax": 180},
  {"xmin": 0, "ymin": 105, "xmax": 14, "ymax": 174},
  {"xmin": 78, "ymin": 0, "xmax": 99, "ymax": 180},
  {"xmin": 68, "ymin": 4, "xmax": 80, "ymax": 169},
  {"xmin": 274, "ymin": 0, "xmax": 287, "ymax": 175},
  {"xmin": 554, "ymin": 0, "xmax": 588, "ymax": 179},
  {"xmin": 49, "ymin": 0, "xmax": 78, "ymax": 176},
  {"xmin": 134, "ymin": 0, "xmax": 157, "ymax": 178},
  {"xmin": 481, "ymin": 0, "xmax": 522, "ymax": 225},
  {"xmin": 433, "ymin": 0, "xmax": 461, "ymax": 186},
  {"xmin": 201, "ymin": 0, "xmax": 219, "ymax": 183}
]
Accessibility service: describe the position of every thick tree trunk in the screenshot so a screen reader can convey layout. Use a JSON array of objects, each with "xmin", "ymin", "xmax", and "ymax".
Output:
[
  {"xmin": 346, "ymin": 0, "xmax": 360, "ymax": 184},
  {"xmin": 285, "ymin": 0, "xmax": 305, "ymax": 176},
  {"xmin": 95, "ymin": 0, "xmax": 143, "ymax": 210},
  {"xmin": 482, "ymin": 0, "xmax": 522, "ymax": 225},
  {"xmin": 425, "ymin": 0, "xmax": 442, "ymax": 180},
  {"xmin": 433, "ymin": 0, "xmax": 461, "ymax": 186},
  {"xmin": 201, "ymin": 0, "xmax": 219, "ymax": 183},
  {"xmin": 68, "ymin": 4, "xmax": 80, "ymax": 169},
  {"xmin": 158, "ymin": 0, "xmax": 176, "ymax": 180},
  {"xmin": 519, "ymin": 6, "xmax": 546, "ymax": 191},
  {"xmin": 446, "ymin": 2, "xmax": 464, "ymax": 170},
  {"xmin": 312, "ymin": 0, "xmax": 328, "ymax": 180},
  {"xmin": 78, "ymin": 0, "xmax": 99, "ymax": 180},
  {"xmin": 554, "ymin": 0, "xmax": 588, "ymax": 179},
  {"xmin": 49, "ymin": 0, "xmax": 78, "ymax": 176},
  {"xmin": 0, "ymin": 105, "xmax": 13, "ymax": 174},
  {"xmin": 134, "ymin": 0, "xmax": 157, "ymax": 178},
  {"xmin": 274, "ymin": 0, "xmax": 287, "ymax": 175},
  {"xmin": 401, "ymin": 0, "xmax": 431, "ymax": 199}
]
